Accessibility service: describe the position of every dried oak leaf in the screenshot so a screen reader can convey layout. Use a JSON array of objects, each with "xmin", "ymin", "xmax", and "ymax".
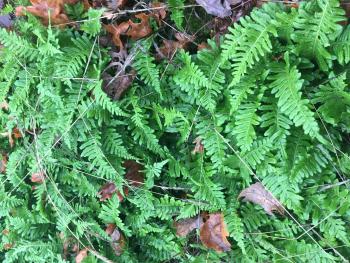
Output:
[
  {"xmin": 196, "ymin": 0, "xmax": 242, "ymax": 18},
  {"xmin": 104, "ymin": 22, "xmax": 129, "ymax": 49},
  {"xmin": 124, "ymin": 160, "xmax": 144, "ymax": 187},
  {"xmin": 102, "ymin": 70, "xmax": 136, "ymax": 100},
  {"xmin": 75, "ymin": 247, "xmax": 88, "ymax": 263},
  {"xmin": 150, "ymin": 2, "xmax": 167, "ymax": 25},
  {"xmin": 192, "ymin": 137, "xmax": 204, "ymax": 154},
  {"xmin": 98, "ymin": 182, "xmax": 123, "ymax": 201},
  {"xmin": 15, "ymin": 0, "xmax": 76, "ymax": 26},
  {"xmin": 31, "ymin": 171, "xmax": 46, "ymax": 183},
  {"xmin": 105, "ymin": 224, "xmax": 125, "ymax": 256},
  {"xmin": 238, "ymin": 182, "xmax": 284, "ymax": 216},
  {"xmin": 174, "ymin": 216, "xmax": 204, "ymax": 237},
  {"xmin": 200, "ymin": 212, "xmax": 231, "ymax": 252},
  {"xmin": 3, "ymin": 243, "xmax": 13, "ymax": 250},
  {"xmin": 8, "ymin": 128, "xmax": 22, "ymax": 148},
  {"xmin": 0, "ymin": 154, "xmax": 7, "ymax": 174},
  {"xmin": 105, "ymin": 13, "xmax": 152, "ymax": 48},
  {"xmin": 98, "ymin": 161, "xmax": 144, "ymax": 202},
  {"xmin": 156, "ymin": 33, "xmax": 194, "ymax": 60},
  {"xmin": 0, "ymin": 101, "xmax": 8, "ymax": 110},
  {"xmin": 126, "ymin": 13, "xmax": 152, "ymax": 40}
]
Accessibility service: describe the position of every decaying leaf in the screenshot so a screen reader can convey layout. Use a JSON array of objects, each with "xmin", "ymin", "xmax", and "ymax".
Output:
[
  {"xmin": 174, "ymin": 216, "xmax": 203, "ymax": 237},
  {"xmin": 102, "ymin": 70, "xmax": 136, "ymax": 100},
  {"xmin": 196, "ymin": 0, "xmax": 242, "ymax": 18},
  {"xmin": 200, "ymin": 213, "xmax": 231, "ymax": 252},
  {"xmin": 192, "ymin": 137, "xmax": 204, "ymax": 154},
  {"xmin": 2, "ymin": 229, "xmax": 9, "ymax": 235},
  {"xmin": 0, "ymin": 101, "xmax": 8, "ymax": 110},
  {"xmin": 15, "ymin": 0, "xmax": 78, "ymax": 26},
  {"xmin": 98, "ymin": 182, "xmax": 119, "ymax": 201},
  {"xmin": 124, "ymin": 160, "xmax": 144, "ymax": 187},
  {"xmin": 31, "ymin": 171, "xmax": 46, "ymax": 183},
  {"xmin": 104, "ymin": 13, "xmax": 153, "ymax": 49},
  {"xmin": 150, "ymin": 2, "xmax": 167, "ymax": 25},
  {"xmin": 105, "ymin": 224, "xmax": 125, "ymax": 256},
  {"xmin": 98, "ymin": 161, "xmax": 144, "ymax": 202},
  {"xmin": 238, "ymin": 182, "xmax": 284, "ymax": 215},
  {"xmin": 3, "ymin": 243, "xmax": 13, "ymax": 250},
  {"xmin": 75, "ymin": 247, "xmax": 88, "ymax": 263},
  {"xmin": 156, "ymin": 33, "xmax": 194, "ymax": 60},
  {"xmin": 0, "ymin": 154, "xmax": 7, "ymax": 174}
]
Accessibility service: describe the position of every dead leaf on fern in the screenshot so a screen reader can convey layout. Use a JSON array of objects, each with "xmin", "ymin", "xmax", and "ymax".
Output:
[
  {"xmin": 15, "ymin": 0, "xmax": 78, "ymax": 26},
  {"xmin": 196, "ymin": 0, "xmax": 242, "ymax": 18},
  {"xmin": 238, "ymin": 182, "xmax": 284, "ymax": 215},
  {"xmin": 200, "ymin": 212, "xmax": 231, "ymax": 252},
  {"xmin": 105, "ymin": 224, "xmax": 125, "ymax": 256},
  {"xmin": 174, "ymin": 216, "xmax": 203, "ymax": 237}
]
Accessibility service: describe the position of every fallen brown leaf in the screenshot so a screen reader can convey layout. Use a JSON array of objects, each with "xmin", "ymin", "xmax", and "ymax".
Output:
[
  {"xmin": 31, "ymin": 171, "xmax": 46, "ymax": 183},
  {"xmin": 75, "ymin": 247, "xmax": 88, "ymax": 263},
  {"xmin": 192, "ymin": 137, "xmax": 204, "ymax": 154},
  {"xmin": 238, "ymin": 182, "xmax": 284, "ymax": 215},
  {"xmin": 174, "ymin": 216, "xmax": 203, "ymax": 237},
  {"xmin": 0, "ymin": 101, "xmax": 8, "ymax": 110},
  {"xmin": 15, "ymin": 0, "xmax": 77, "ymax": 26},
  {"xmin": 150, "ymin": 2, "xmax": 167, "ymax": 25},
  {"xmin": 196, "ymin": 0, "xmax": 242, "ymax": 18},
  {"xmin": 3, "ymin": 243, "xmax": 13, "ymax": 250},
  {"xmin": 0, "ymin": 154, "xmax": 7, "ymax": 173},
  {"xmin": 200, "ymin": 212, "xmax": 231, "ymax": 252},
  {"xmin": 156, "ymin": 33, "xmax": 194, "ymax": 60},
  {"xmin": 105, "ymin": 224, "xmax": 125, "ymax": 256}
]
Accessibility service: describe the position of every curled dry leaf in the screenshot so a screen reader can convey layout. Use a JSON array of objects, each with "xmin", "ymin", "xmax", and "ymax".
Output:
[
  {"xmin": 150, "ymin": 2, "xmax": 167, "ymax": 25},
  {"xmin": 104, "ymin": 13, "xmax": 153, "ymax": 49},
  {"xmin": 3, "ymin": 243, "xmax": 13, "ymax": 250},
  {"xmin": 200, "ymin": 213, "xmax": 231, "ymax": 252},
  {"xmin": 238, "ymin": 182, "xmax": 284, "ymax": 215},
  {"xmin": 98, "ymin": 160, "xmax": 144, "ymax": 202},
  {"xmin": 102, "ymin": 70, "xmax": 136, "ymax": 100},
  {"xmin": 31, "ymin": 171, "xmax": 46, "ymax": 183},
  {"xmin": 192, "ymin": 137, "xmax": 204, "ymax": 154},
  {"xmin": 0, "ymin": 154, "xmax": 7, "ymax": 174},
  {"xmin": 105, "ymin": 224, "xmax": 125, "ymax": 256},
  {"xmin": 156, "ymin": 33, "xmax": 194, "ymax": 60},
  {"xmin": 98, "ymin": 182, "xmax": 120, "ymax": 201},
  {"xmin": 174, "ymin": 216, "xmax": 203, "ymax": 237},
  {"xmin": 124, "ymin": 160, "xmax": 144, "ymax": 187},
  {"xmin": 75, "ymin": 247, "xmax": 88, "ymax": 263},
  {"xmin": 196, "ymin": 0, "xmax": 242, "ymax": 18},
  {"xmin": 0, "ymin": 101, "xmax": 8, "ymax": 110},
  {"xmin": 15, "ymin": 0, "xmax": 78, "ymax": 26}
]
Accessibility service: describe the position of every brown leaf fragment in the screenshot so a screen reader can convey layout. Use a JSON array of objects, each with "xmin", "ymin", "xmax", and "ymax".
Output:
[
  {"xmin": 31, "ymin": 171, "xmax": 46, "ymax": 183},
  {"xmin": 0, "ymin": 101, "xmax": 8, "ymax": 110},
  {"xmin": 102, "ymin": 70, "xmax": 136, "ymax": 100},
  {"xmin": 150, "ymin": 2, "xmax": 167, "ymax": 25},
  {"xmin": 123, "ymin": 160, "xmax": 144, "ymax": 187},
  {"xmin": 104, "ymin": 23, "xmax": 129, "ymax": 49},
  {"xmin": 199, "ymin": 213, "xmax": 231, "ymax": 252},
  {"xmin": 2, "ymin": 229, "xmax": 9, "ymax": 235},
  {"xmin": 238, "ymin": 182, "xmax": 284, "ymax": 216},
  {"xmin": 174, "ymin": 216, "xmax": 204, "ymax": 237},
  {"xmin": 126, "ymin": 13, "xmax": 152, "ymax": 40},
  {"xmin": 105, "ymin": 224, "xmax": 125, "ymax": 256},
  {"xmin": 0, "ymin": 154, "xmax": 7, "ymax": 174},
  {"xmin": 15, "ymin": 0, "xmax": 76, "ymax": 27},
  {"xmin": 196, "ymin": 0, "xmax": 242, "ymax": 18},
  {"xmin": 75, "ymin": 247, "xmax": 88, "ymax": 263},
  {"xmin": 98, "ymin": 182, "xmax": 118, "ymax": 201},
  {"xmin": 3, "ymin": 243, "xmax": 13, "ymax": 250},
  {"xmin": 192, "ymin": 137, "xmax": 204, "ymax": 154},
  {"xmin": 156, "ymin": 33, "xmax": 194, "ymax": 60}
]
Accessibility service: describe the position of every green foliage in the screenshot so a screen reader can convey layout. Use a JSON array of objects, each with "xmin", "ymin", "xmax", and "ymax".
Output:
[{"xmin": 1, "ymin": 1, "xmax": 350, "ymax": 262}]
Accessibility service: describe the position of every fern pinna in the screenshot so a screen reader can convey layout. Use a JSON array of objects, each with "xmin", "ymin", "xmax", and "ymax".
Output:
[{"xmin": 1, "ymin": 0, "xmax": 350, "ymax": 262}]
